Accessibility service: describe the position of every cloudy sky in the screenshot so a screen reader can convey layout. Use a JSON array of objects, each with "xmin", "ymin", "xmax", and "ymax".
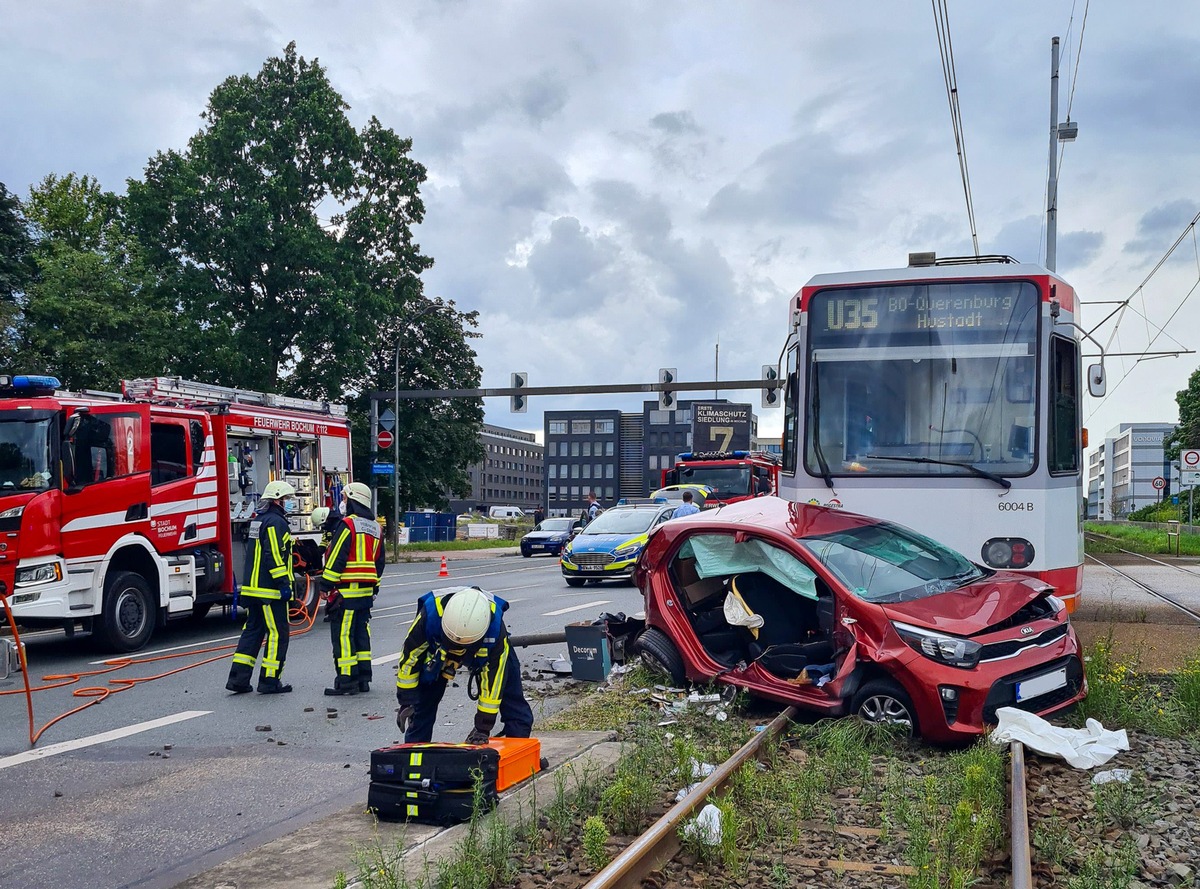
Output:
[{"xmin": 4, "ymin": 1, "xmax": 1199, "ymax": 452}]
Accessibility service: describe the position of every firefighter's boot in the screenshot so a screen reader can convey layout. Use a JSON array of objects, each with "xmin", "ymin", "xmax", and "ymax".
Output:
[
  {"xmin": 324, "ymin": 675, "xmax": 360, "ymax": 696},
  {"xmin": 257, "ymin": 677, "xmax": 293, "ymax": 694},
  {"xmin": 226, "ymin": 665, "xmax": 253, "ymax": 694}
]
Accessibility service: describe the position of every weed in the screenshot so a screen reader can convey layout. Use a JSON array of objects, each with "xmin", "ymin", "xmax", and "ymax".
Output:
[
  {"xmin": 1032, "ymin": 815, "xmax": 1072, "ymax": 872},
  {"xmin": 546, "ymin": 768, "xmax": 574, "ymax": 842},
  {"xmin": 1093, "ymin": 773, "xmax": 1151, "ymax": 829},
  {"xmin": 582, "ymin": 815, "xmax": 610, "ymax": 870},
  {"xmin": 1064, "ymin": 835, "xmax": 1140, "ymax": 889},
  {"xmin": 769, "ymin": 860, "xmax": 791, "ymax": 889}
]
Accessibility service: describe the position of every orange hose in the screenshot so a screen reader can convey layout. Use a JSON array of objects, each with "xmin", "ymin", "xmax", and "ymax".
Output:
[{"xmin": 1, "ymin": 575, "xmax": 323, "ymax": 747}]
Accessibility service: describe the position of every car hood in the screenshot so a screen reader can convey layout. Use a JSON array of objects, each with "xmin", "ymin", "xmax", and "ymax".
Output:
[
  {"xmin": 880, "ymin": 575, "xmax": 1051, "ymax": 636},
  {"xmin": 524, "ymin": 530, "xmax": 569, "ymax": 542},
  {"xmin": 570, "ymin": 532, "xmax": 645, "ymax": 554}
]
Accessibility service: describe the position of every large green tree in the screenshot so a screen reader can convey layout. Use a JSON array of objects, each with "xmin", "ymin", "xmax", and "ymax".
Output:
[
  {"xmin": 0, "ymin": 182, "xmax": 35, "ymax": 366},
  {"xmin": 128, "ymin": 43, "xmax": 484, "ymax": 507},
  {"xmin": 1164, "ymin": 366, "xmax": 1200, "ymax": 460},
  {"xmin": 16, "ymin": 174, "xmax": 171, "ymax": 390}
]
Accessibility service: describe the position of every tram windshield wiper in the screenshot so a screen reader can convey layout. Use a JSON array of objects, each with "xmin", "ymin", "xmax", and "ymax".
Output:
[
  {"xmin": 810, "ymin": 363, "xmax": 834, "ymax": 490},
  {"xmin": 863, "ymin": 454, "xmax": 1012, "ymax": 490}
]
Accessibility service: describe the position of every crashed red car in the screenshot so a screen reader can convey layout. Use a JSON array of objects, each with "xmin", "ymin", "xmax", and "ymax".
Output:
[{"xmin": 631, "ymin": 497, "xmax": 1086, "ymax": 743}]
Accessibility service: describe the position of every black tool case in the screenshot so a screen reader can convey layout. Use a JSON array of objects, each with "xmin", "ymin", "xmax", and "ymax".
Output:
[{"xmin": 368, "ymin": 743, "xmax": 500, "ymax": 825}]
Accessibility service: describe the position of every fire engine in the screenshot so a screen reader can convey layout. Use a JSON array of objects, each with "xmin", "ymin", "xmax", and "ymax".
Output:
[
  {"xmin": 660, "ymin": 450, "xmax": 780, "ymax": 505},
  {"xmin": 0, "ymin": 374, "xmax": 353, "ymax": 651}
]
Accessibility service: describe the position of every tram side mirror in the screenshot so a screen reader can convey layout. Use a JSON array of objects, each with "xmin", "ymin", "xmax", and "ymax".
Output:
[{"xmin": 1088, "ymin": 364, "xmax": 1106, "ymax": 397}]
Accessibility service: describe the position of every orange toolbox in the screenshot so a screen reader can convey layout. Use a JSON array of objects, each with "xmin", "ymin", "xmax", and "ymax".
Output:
[{"xmin": 487, "ymin": 737, "xmax": 542, "ymax": 791}]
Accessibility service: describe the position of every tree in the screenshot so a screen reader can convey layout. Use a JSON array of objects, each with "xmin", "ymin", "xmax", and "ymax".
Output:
[
  {"xmin": 1164, "ymin": 367, "xmax": 1200, "ymax": 461},
  {"xmin": 127, "ymin": 44, "xmax": 484, "ymax": 504},
  {"xmin": 16, "ymin": 174, "xmax": 171, "ymax": 390},
  {"xmin": 0, "ymin": 182, "xmax": 35, "ymax": 366}
]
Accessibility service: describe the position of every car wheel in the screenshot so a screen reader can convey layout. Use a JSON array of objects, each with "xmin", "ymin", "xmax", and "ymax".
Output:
[
  {"xmin": 851, "ymin": 678, "xmax": 918, "ymax": 736},
  {"xmin": 97, "ymin": 570, "xmax": 156, "ymax": 652},
  {"xmin": 631, "ymin": 627, "xmax": 686, "ymax": 686},
  {"xmin": 521, "ymin": 551, "xmax": 532, "ymax": 558},
  {"xmin": 565, "ymin": 578, "xmax": 586, "ymax": 587}
]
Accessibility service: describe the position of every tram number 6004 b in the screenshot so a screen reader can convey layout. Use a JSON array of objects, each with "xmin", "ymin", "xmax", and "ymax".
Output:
[{"xmin": 998, "ymin": 501, "xmax": 1035, "ymax": 512}]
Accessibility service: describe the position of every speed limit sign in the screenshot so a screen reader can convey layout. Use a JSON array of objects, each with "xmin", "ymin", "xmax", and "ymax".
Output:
[{"xmin": 1152, "ymin": 476, "xmax": 1166, "ymax": 491}]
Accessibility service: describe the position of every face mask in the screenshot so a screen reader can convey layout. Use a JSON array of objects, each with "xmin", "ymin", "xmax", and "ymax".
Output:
[{"xmin": 284, "ymin": 499, "xmax": 297, "ymax": 514}]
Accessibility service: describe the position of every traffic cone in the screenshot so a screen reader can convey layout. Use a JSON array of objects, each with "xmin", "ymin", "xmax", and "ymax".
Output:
[{"xmin": 438, "ymin": 556, "xmax": 450, "ymax": 578}]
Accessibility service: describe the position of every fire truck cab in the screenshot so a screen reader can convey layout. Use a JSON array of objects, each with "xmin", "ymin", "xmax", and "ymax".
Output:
[
  {"xmin": 0, "ymin": 374, "xmax": 353, "ymax": 651},
  {"xmin": 660, "ymin": 450, "xmax": 780, "ymax": 506}
]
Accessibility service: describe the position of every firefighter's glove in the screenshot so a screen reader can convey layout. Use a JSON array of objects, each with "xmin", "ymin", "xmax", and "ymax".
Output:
[
  {"xmin": 326, "ymin": 591, "xmax": 343, "ymax": 611},
  {"xmin": 465, "ymin": 728, "xmax": 490, "ymax": 746},
  {"xmin": 396, "ymin": 705, "xmax": 415, "ymax": 733}
]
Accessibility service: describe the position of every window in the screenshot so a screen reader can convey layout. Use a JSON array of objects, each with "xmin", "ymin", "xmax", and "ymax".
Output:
[
  {"xmin": 582, "ymin": 465, "xmax": 591, "ymax": 479},
  {"xmin": 1049, "ymin": 335, "xmax": 1080, "ymax": 474},
  {"xmin": 596, "ymin": 419, "xmax": 614, "ymax": 434},
  {"xmin": 571, "ymin": 464, "xmax": 580, "ymax": 478},
  {"xmin": 190, "ymin": 421, "xmax": 206, "ymax": 474},
  {"xmin": 548, "ymin": 465, "xmax": 557, "ymax": 479},
  {"xmin": 571, "ymin": 486, "xmax": 580, "ymax": 499},
  {"xmin": 594, "ymin": 464, "xmax": 602, "ymax": 479},
  {"xmin": 606, "ymin": 442, "xmax": 614, "ymax": 457},
  {"xmin": 571, "ymin": 442, "xmax": 580, "ymax": 457},
  {"xmin": 649, "ymin": 455, "xmax": 659, "ymax": 470},
  {"xmin": 605, "ymin": 486, "xmax": 614, "ymax": 499},
  {"xmin": 150, "ymin": 422, "xmax": 189, "ymax": 485},
  {"xmin": 68, "ymin": 410, "xmax": 142, "ymax": 487},
  {"xmin": 571, "ymin": 419, "xmax": 591, "ymax": 434},
  {"xmin": 606, "ymin": 465, "xmax": 614, "ymax": 479},
  {"xmin": 582, "ymin": 442, "xmax": 592, "ymax": 457},
  {"xmin": 649, "ymin": 410, "xmax": 670, "ymax": 425}
]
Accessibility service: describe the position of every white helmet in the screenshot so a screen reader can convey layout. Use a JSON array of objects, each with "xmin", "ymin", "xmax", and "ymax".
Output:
[
  {"xmin": 441, "ymin": 587, "xmax": 492, "ymax": 645},
  {"xmin": 345, "ymin": 482, "xmax": 372, "ymax": 509},
  {"xmin": 310, "ymin": 506, "xmax": 330, "ymax": 527},
  {"xmin": 262, "ymin": 480, "xmax": 296, "ymax": 501}
]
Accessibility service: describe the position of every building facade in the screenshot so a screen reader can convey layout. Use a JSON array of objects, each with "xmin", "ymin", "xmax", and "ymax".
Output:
[
  {"xmin": 448, "ymin": 424, "xmax": 544, "ymax": 515},
  {"xmin": 543, "ymin": 400, "xmax": 757, "ymax": 518},
  {"xmin": 1087, "ymin": 423, "xmax": 1176, "ymax": 519}
]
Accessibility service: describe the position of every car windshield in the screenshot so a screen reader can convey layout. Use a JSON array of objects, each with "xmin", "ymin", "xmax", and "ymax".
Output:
[
  {"xmin": 582, "ymin": 508, "xmax": 663, "ymax": 536},
  {"xmin": 0, "ymin": 415, "xmax": 54, "ymax": 494},
  {"xmin": 798, "ymin": 520, "xmax": 985, "ymax": 604},
  {"xmin": 677, "ymin": 465, "xmax": 752, "ymax": 497},
  {"xmin": 536, "ymin": 518, "xmax": 574, "ymax": 532}
]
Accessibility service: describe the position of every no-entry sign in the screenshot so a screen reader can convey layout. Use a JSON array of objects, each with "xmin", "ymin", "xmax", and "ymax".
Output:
[{"xmin": 377, "ymin": 430, "xmax": 394, "ymax": 449}]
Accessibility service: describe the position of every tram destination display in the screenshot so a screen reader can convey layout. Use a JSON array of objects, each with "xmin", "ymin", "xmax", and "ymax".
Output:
[{"xmin": 810, "ymin": 283, "xmax": 1036, "ymax": 336}]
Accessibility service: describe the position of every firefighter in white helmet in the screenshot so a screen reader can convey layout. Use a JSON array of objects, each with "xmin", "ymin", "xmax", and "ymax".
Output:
[
  {"xmin": 395, "ymin": 586, "xmax": 534, "ymax": 744},
  {"xmin": 226, "ymin": 480, "xmax": 297, "ymax": 694},
  {"xmin": 322, "ymin": 481, "xmax": 385, "ymax": 695}
]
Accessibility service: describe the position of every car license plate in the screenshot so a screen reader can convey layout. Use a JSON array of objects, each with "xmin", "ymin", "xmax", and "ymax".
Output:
[
  {"xmin": 531, "ymin": 544, "xmax": 544, "ymax": 550},
  {"xmin": 582, "ymin": 565, "xmax": 601, "ymax": 572},
  {"xmin": 1015, "ymin": 667, "xmax": 1067, "ymax": 702}
]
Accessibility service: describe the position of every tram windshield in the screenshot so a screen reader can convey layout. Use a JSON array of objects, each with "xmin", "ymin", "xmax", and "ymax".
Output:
[{"xmin": 805, "ymin": 280, "xmax": 1039, "ymax": 480}]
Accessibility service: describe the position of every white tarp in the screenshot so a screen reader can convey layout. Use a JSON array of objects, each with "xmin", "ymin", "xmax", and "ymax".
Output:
[{"xmin": 990, "ymin": 707, "xmax": 1130, "ymax": 769}]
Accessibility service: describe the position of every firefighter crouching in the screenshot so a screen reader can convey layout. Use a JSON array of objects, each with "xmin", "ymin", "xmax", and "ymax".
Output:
[
  {"xmin": 322, "ymin": 482, "xmax": 384, "ymax": 696},
  {"xmin": 395, "ymin": 586, "xmax": 534, "ymax": 745},
  {"xmin": 226, "ymin": 481, "xmax": 296, "ymax": 695}
]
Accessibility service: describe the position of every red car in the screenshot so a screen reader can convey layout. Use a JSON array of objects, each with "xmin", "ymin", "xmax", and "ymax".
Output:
[{"xmin": 631, "ymin": 497, "xmax": 1086, "ymax": 743}]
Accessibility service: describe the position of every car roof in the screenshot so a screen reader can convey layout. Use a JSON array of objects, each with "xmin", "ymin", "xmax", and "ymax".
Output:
[{"xmin": 654, "ymin": 495, "xmax": 884, "ymax": 539}]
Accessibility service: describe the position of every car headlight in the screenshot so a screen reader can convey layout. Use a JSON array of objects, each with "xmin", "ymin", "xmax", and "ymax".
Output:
[
  {"xmin": 893, "ymin": 621, "xmax": 982, "ymax": 669},
  {"xmin": 16, "ymin": 562, "xmax": 62, "ymax": 586},
  {"xmin": 612, "ymin": 542, "xmax": 642, "ymax": 559},
  {"xmin": 0, "ymin": 505, "xmax": 25, "ymax": 520}
]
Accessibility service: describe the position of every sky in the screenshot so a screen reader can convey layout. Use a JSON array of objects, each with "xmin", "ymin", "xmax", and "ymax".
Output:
[{"xmin": 3, "ymin": 1, "xmax": 1199, "ymax": 452}]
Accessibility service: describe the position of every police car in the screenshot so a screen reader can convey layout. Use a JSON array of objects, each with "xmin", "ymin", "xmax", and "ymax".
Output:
[{"xmin": 560, "ymin": 502, "xmax": 677, "ymax": 587}]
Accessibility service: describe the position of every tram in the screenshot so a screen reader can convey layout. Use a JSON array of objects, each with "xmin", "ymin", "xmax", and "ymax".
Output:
[{"xmin": 778, "ymin": 253, "xmax": 1103, "ymax": 612}]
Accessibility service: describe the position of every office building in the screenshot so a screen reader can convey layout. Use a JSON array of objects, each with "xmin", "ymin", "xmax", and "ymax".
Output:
[
  {"xmin": 448, "ymin": 424, "xmax": 543, "ymax": 515},
  {"xmin": 1087, "ymin": 422, "xmax": 1176, "ymax": 519}
]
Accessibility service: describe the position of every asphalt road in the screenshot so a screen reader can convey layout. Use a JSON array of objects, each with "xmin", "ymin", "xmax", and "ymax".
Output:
[{"xmin": 0, "ymin": 554, "xmax": 645, "ymax": 889}]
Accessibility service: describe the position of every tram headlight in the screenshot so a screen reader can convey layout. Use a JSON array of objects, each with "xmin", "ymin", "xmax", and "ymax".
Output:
[
  {"xmin": 893, "ymin": 621, "xmax": 982, "ymax": 669},
  {"xmin": 981, "ymin": 537, "xmax": 1035, "ymax": 569}
]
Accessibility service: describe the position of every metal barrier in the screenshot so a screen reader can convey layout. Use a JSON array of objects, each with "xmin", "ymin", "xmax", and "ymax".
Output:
[{"xmin": 1167, "ymin": 520, "xmax": 1182, "ymax": 555}]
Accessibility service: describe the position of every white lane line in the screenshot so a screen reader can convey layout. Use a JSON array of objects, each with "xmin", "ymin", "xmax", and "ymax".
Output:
[
  {"xmin": 543, "ymin": 600, "xmax": 610, "ymax": 616},
  {"xmin": 0, "ymin": 710, "xmax": 212, "ymax": 771},
  {"xmin": 88, "ymin": 636, "xmax": 241, "ymax": 665},
  {"xmin": 377, "ymin": 565, "xmax": 554, "ymax": 589}
]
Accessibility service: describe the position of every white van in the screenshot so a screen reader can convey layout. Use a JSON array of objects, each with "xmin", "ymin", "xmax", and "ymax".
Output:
[{"xmin": 488, "ymin": 506, "xmax": 526, "ymax": 519}]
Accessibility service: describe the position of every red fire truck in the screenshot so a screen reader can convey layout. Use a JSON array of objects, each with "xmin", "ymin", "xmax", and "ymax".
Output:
[
  {"xmin": 0, "ymin": 374, "xmax": 353, "ymax": 651},
  {"xmin": 660, "ymin": 450, "xmax": 780, "ymax": 505}
]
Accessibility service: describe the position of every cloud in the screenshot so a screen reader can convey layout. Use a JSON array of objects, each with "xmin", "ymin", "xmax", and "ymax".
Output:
[{"xmin": 1124, "ymin": 200, "xmax": 1200, "ymax": 255}]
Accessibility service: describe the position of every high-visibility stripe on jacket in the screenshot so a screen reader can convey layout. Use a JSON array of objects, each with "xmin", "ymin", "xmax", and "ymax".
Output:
[
  {"xmin": 395, "ymin": 590, "xmax": 510, "ymax": 717},
  {"xmin": 240, "ymin": 507, "xmax": 294, "ymax": 600},
  {"xmin": 322, "ymin": 515, "xmax": 383, "ymax": 598}
]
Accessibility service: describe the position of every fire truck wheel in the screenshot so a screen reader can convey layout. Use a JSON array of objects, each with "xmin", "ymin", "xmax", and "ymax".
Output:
[
  {"xmin": 191, "ymin": 602, "xmax": 214, "ymax": 620},
  {"xmin": 298, "ymin": 576, "xmax": 320, "ymax": 614},
  {"xmin": 98, "ymin": 571, "xmax": 155, "ymax": 652}
]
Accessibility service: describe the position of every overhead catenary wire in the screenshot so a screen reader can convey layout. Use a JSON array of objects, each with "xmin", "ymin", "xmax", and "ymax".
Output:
[{"xmin": 931, "ymin": 0, "xmax": 980, "ymax": 257}]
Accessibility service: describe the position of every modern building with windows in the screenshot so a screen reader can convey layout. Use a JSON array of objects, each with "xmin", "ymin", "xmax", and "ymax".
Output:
[
  {"xmin": 544, "ymin": 400, "xmax": 758, "ymax": 518},
  {"xmin": 448, "ymin": 423, "xmax": 543, "ymax": 515},
  {"xmin": 1087, "ymin": 422, "xmax": 1176, "ymax": 519}
]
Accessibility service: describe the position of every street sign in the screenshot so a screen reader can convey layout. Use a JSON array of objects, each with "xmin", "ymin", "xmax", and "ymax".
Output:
[
  {"xmin": 1183, "ymin": 449, "xmax": 1200, "ymax": 470},
  {"xmin": 377, "ymin": 430, "xmax": 394, "ymax": 449},
  {"xmin": 379, "ymin": 408, "xmax": 396, "ymax": 432},
  {"xmin": 1152, "ymin": 476, "xmax": 1166, "ymax": 490},
  {"xmin": 1183, "ymin": 470, "xmax": 1200, "ymax": 486},
  {"xmin": 371, "ymin": 461, "xmax": 395, "ymax": 475},
  {"xmin": 1173, "ymin": 496, "xmax": 1180, "ymax": 505}
]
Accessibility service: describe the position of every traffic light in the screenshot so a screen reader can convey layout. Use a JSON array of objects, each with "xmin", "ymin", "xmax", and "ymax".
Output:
[
  {"xmin": 511, "ymin": 372, "xmax": 527, "ymax": 413},
  {"xmin": 658, "ymin": 368, "xmax": 677, "ymax": 411},
  {"xmin": 762, "ymin": 364, "xmax": 780, "ymax": 408}
]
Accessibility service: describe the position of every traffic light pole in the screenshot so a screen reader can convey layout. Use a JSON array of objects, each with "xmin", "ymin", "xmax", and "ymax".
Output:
[{"xmin": 367, "ymin": 377, "xmax": 783, "ymax": 402}]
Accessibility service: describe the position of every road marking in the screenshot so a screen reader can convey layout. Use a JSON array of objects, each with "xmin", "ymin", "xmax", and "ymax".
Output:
[
  {"xmin": 0, "ymin": 710, "xmax": 211, "ymax": 771},
  {"xmin": 88, "ymin": 636, "xmax": 241, "ymax": 665},
  {"xmin": 543, "ymin": 600, "xmax": 610, "ymax": 616}
]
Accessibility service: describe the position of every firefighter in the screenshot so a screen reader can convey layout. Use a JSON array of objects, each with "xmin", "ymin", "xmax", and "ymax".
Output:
[
  {"xmin": 322, "ymin": 482, "xmax": 384, "ymax": 695},
  {"xmin": 226, "ymin": 480, "xmax": 296, "ymax": 695},
  {"xmin": 394, "ymin": 586, "xmax": 534, "ymax": 745}
]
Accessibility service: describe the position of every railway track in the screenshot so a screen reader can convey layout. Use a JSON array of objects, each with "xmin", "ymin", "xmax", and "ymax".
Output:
[
  {"xmin": 1084, "ymin": 532, "xmax": 1200, "ymax": 625},
  {"xmin": 579, "ymin": 707, "xmax": 1035, "ymax": 889}
]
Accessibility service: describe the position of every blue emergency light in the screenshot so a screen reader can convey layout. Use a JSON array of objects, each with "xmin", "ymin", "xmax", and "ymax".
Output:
[{"xmin": 0, "ymin": 375, "xmax": 62, "ymax": 396}]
